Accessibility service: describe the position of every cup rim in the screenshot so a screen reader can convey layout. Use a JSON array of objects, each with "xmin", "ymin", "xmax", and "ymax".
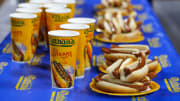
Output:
[
  {"xmin": 18, "ymin": 3, "xmax": 43, "ymax": 8},
  {"xmin": 43, "ymin": 3, "xmax": 67, "ymax": 8},
  {"xmin": 46, "ymin": 8, "xmax": 71, "ymax": 14},
  {"xmin": 68, "ymin": 18, "xmax": 96, "ymax": 24},
  {"xmin": 48, "ymin": 30, "xmax": 80, "ymax": 37},
  {"xmin": 53, "ymin": 0, "xmax": 76, "ymax": 4},
  {"xmin": 30, "ymin": 0, "xmax": 51, "ymax": 4},
  {"xmin": 16, "ymin": 8, "xmax": 42, "ymax": 13},
  {"xmin": 10, "ymin": 13, "xmax": 37, "ymax": 19},
  {"xmin": 60, "ymin": 24, "xmax": 90, "ymax": 30}
]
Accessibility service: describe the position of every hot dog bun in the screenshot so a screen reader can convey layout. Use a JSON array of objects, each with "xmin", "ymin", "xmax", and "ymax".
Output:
[
  {"xmin": 147, "ymin": 60, "xmax": 159, "ymax": 72},
  {"xmin": 96, "ymin": 45, "xmax": 159, "ymax": 93},
  {"xmin": 95, "ymin": 74, "xmax": 149, "ymax": 93},
  {"xmin": 96, "ymin": 81, "xmax": 138, "ymax": 93},
  {"xmin": 120, "ymin": 65, "xmax": 149, "ymax": 83},
  {"xmin": 106, "ymin": 59, "xmax": 123, "ymax": 73},
  {"xmin": 112, "ymin": 30, "xmax": 142, "ymax": 42},
  {"xmin": 111, "ymin": 44, "xmax": 150, "ymax": 52}
]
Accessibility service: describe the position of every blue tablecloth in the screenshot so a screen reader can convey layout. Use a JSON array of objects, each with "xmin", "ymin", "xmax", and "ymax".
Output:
[{"xmin": 0, "ymin": 0, "xmax": 180, "ymax": 101}]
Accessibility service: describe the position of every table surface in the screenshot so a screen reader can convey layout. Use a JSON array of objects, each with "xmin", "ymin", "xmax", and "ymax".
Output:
[{"xmin": 0, "ymin": 0, "xmax": 180, "ymax": 101}]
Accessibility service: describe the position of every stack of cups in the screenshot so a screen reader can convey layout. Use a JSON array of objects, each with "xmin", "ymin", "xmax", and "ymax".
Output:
[
  {"xmin": 17, "ymin": 1, "xmax": 73, "ymax": 47},
  {"xmin": 10, "ymin": 0, "xmax": 97, "ymax": 89},
  {"xmin": 10, "ymin": 13, "xmax": 37, "ymax": 62},
  {"xmin": 49, "ymin": 17, "xmax": 96, "ymax": 88},
  {"xmin": 68, "ymin": 18, "xmax": 96, "ymax": 70},
  {"xmin": 60, "ymin": 24, "xmax": 89, "ymax": 78}
]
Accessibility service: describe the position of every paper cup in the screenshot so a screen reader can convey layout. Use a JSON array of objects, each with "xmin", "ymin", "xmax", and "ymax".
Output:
[
  {"xmin": 10, "ymin": 13, "xmax": 37, "ymax": 62},
  {"xmin": 53, "ymin": 0, "xmax": 76, "ymax": 17},
  {"xmin": 46, "ymin": 8, "xmax": 72, "ymax": 31},
  {"xmin": 68, "ymin": 18, "xmax": 96, "ymax": 70},
  {"xmin": 48, "ymin": 30, "xmax": 79, "ymax": 88},
  {"xmin": 16, "ymin": 8, "xmax": 42, "ymax": 53},
  {"xmin": 60, "ymin": 24, "xmax": 89, "ymax": 78}
]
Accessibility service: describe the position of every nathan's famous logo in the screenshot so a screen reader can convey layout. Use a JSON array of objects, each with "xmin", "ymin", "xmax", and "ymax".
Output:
[
  {"xmin": 11, "ymin": 20, "xmax": 25, "ymax": 27},
  {"xmin": 92, "ymin": 55, "xmax": 104, "ymax": 66},
  {"xmin": 52, "ymin": 15, "xmax": 69, "ymax": 22},
  {"xmin": 50, "ymin": 90, "xmax": 69, "ymax": 101},
  {"xmin": 15, "ymin": 75, "xmax": 36, "ymax": 90},
  {"xmin": 50, "ymin": 38, "xmax": 75, "ymax": 47},
  {"xmin": 164, "ymin": 77, "xmax": 180, "ymax": 93}
]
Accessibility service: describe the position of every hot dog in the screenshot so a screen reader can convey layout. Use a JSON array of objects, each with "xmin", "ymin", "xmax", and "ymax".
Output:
[
  {"xmin": 96, "ymin": 9, "xmax": 143, "ymax": 42},
  {"xmin": 95, "ymin": 74, "xmax": 152, "ymax": 93},
  {"xmin": 12, "ymin": 40, "xmax": 24, "ymax": 61},
  {"xmin": 96, "ymin": 8, "xmax": 137, "ymax": 21},
  {"xmin": 51, "ymin": 61, "xmax": 72, "ymax": 88},
  {"xmin": 95, "ymin": 58, "xmax": 158, "ymax": 93},
  {"xmin": 101, "ymin": 45, "xmax": 151, "ymax": 70},
  {"xmin": 96, "ymin": 45, "xmax": 159, "ymax": 93}
]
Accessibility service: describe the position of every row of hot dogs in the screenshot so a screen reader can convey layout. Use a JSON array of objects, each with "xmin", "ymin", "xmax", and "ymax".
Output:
[
  {"xmin": 95, "ymin": 0, "xmax": 144, "ymax": 42},
  {"xmin": 93, "ymin": 45, "xmax": 159, "ymax": 93},
  {"xmin": 90, "ymin": 0, "xmax": 161, "ymax": 94}
]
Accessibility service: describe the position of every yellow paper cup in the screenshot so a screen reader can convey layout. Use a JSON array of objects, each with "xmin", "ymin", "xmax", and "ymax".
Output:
[
  {"xmin": 16, "ymin": 8, "xmax": 42, "ymax": 54},
  {"xmin": 53, "ymin": 0, "xmax": 76, "ymax": 17},
  {"xmin": 68, "ymin": 18, "xmax": 96, "ymax": 70},
  {"xmin": 48, "ymin": 30, "xmax": 79, "ymax": 88},
  {"xmin": 10, "ymin": 13, "xmax": 37, "ymax": 62},
  {"xmin": 60, "ymin": 24, "xmax": 89, "ymax": 78},
  {"xmin": 45, "ymin": 8, "xmax": 72, "ymax": 31}
]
